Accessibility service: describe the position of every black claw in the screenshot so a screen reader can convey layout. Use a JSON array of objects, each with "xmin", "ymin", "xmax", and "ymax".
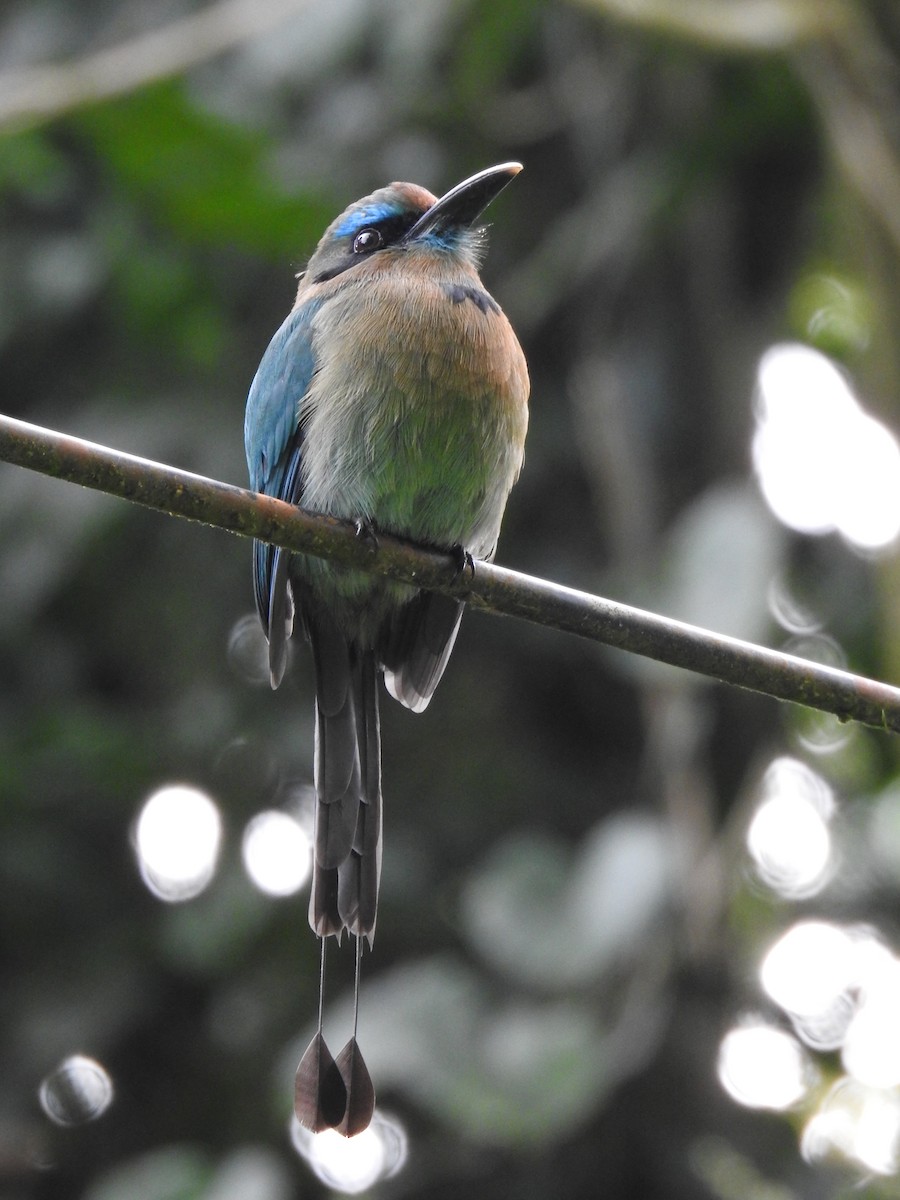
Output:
[
  {"xmin": 354, "ymin": 518, "xmax": 379, "ymax": 549},
  {"xmin": 450, "ymin": 545, "xmax": 475, "ymax": 582}
]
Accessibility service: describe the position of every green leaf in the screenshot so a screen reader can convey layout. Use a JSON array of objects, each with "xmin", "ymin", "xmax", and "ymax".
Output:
[{"xmin": 74, "ymin": 81, "xmax": 330, "ymax": 257}]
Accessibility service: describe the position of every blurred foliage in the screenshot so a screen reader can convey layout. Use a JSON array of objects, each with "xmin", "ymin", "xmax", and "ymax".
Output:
[{"xmin": 2, "ymin": 1, "xmax": 900, "ymax": 1198}]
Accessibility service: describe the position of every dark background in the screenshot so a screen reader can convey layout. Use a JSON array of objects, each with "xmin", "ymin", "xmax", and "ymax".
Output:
[{"xmin": 2, "ymin": 1, "xmax": 900, "ymax": 1197}]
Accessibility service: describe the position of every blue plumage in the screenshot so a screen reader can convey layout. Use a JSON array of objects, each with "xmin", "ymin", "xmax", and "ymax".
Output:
[
  {"xmin": 245, "ymin": 301, "xmax": 320, "ymax": 496},
  {"xmin": 245, "ymin": 299, "xmax": 321, "ymax": 651}
]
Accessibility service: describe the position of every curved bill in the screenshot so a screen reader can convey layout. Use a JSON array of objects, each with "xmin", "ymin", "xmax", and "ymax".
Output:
[{"xmin": 405, "ymin": 161, "xmax": 523, "ymax": 241}]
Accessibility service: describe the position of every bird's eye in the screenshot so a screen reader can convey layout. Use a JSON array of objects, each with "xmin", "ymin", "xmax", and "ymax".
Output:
[{"xmin": 353, "ymin": 228, "xmax": 383, "ymax": 254}]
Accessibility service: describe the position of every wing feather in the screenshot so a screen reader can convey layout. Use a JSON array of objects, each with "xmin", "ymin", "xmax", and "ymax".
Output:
[{"xmin": 244, "ymin": 299, "xmax": 322, "ymax": 681}]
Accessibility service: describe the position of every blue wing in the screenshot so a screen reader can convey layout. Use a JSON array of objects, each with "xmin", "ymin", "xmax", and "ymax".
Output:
[{"xmin": 244, "ymin": 296, "xmax": 322, "ymax": 686}]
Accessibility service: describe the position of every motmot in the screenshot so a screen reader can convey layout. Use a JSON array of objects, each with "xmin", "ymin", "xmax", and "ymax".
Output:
[{"xmin": 244, "ymin": 162, "xmax": 529, "ymax": 1134}]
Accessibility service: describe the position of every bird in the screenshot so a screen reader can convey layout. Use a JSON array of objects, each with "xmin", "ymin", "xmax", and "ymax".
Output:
[{"xmin": 244, "ymin": 162, "xmax": 529, "ymax": 1135}]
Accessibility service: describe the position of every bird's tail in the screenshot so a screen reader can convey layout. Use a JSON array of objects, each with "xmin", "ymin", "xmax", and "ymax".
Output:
[
  {"xmin": 381, "ymin": 591, "xmax": 464, "ymax": 713},
  {"xmin": 307, "ymin": 609, "xmax": 382, "ymax": 944}
]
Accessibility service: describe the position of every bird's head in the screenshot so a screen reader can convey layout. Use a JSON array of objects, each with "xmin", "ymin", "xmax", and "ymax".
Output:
[{"xmin": 304, "ymin": 162, "xmax": 522, "ymax": 285}]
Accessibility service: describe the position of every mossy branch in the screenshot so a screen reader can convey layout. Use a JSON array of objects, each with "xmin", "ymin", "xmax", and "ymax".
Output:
[{"xmin": 1, "ymin": 412, "xmax": 898, "ymax": 734}]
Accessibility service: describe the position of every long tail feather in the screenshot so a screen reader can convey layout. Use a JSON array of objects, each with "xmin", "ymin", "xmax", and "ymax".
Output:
[
  {"xmin": 294, "ymin": 1031, "xmax": 347, "ymax": 1131},
  {"xmin": 307, "ymin": 610, "xmax": 382, "ymax": 943},
  {"xmin": 338, "ymin": 656, "xmax": 381, "ymax": 939}
]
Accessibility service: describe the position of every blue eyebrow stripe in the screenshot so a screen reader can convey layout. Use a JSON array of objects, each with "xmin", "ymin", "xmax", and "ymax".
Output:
[{"xmin": 334, "ymin": 202, "xmax": 404, "ymax": 237}]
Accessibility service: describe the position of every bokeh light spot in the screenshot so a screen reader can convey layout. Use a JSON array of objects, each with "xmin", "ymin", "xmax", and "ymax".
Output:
[
  {"xmin": 134, "ymin": 784, "xmax": 222, "ymax": 902},
  {"xmin": 227, "ymin": 613, "xmax": 274, "ymax": 686},
  {"xmin": 290, "ymin": 1111, "xmax": 408, "ymax": 1193},
  {"xmin": 760, "ymin": 921, "xmax": 855, "ymax": 1020},
  {"xmin": 746, "ymin": 757, "xmax": 834, "ymax": 898},
  {"xmin": 791, "ymin": 708, "xmax": 855, "ymax": 757},
  {"xmin": 717, "ymin": 1022, "xmax": 809, "ymax": 1110},
  {"xmin": 39, "ymin": 1055, "xmax": 114, "ymax": 1126},
  {"xmin": 242, "ymin": 810, "xmax": 311, "ymax": 897},
  {"xmin": 792, "ymin": 272, "xmax": 871, "ymax": 356},
  {"xmin": 841, "ymin": 948, "xmax": 900, "ymax": 1088},
  {"xmin": 766, "ymin": 574, "xmax": 822, "ymax": 635},
  {"xmin": 803, "ymin": 1079, "xmax": 900, "ymax": 1176},
  {"xmin": 753, "ymin": 343, "xmax": 900, "ymax": 551}
]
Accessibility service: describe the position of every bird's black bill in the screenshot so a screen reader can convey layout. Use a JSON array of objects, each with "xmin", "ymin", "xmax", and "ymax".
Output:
[{"xmin": 404, "ymin": 161, "xmax": 522, "ymax": 241}]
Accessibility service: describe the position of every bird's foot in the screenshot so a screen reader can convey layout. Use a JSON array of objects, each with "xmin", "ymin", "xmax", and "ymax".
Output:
[
  {"xmin": 450, "ymin": 544, "xmax": 476, "ymax": 582},
  {"xmin": 354, "ymin": 518, "xmax": 379, "ymax": 550}
]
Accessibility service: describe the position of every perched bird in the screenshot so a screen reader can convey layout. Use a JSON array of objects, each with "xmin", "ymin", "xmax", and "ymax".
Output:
[{"xmin": 244, "ymin": 162, "xmax": 529, "ymax": 1134}]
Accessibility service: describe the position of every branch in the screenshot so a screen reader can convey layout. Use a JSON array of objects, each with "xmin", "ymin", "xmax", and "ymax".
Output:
[
  {"xmin": 566, "ymin": 0, "xmax": 850, "ymax": 52},
  {"xmin": 1, "ymin": 412, "xmax": 898, "ymax": 734},
  {"xmin": 794, "ymin": 40, "xmax": 900, "ymax": 260},
  {"xmin": 0, "ymin": 0, "xmax": 311, "ymax": 133}
]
